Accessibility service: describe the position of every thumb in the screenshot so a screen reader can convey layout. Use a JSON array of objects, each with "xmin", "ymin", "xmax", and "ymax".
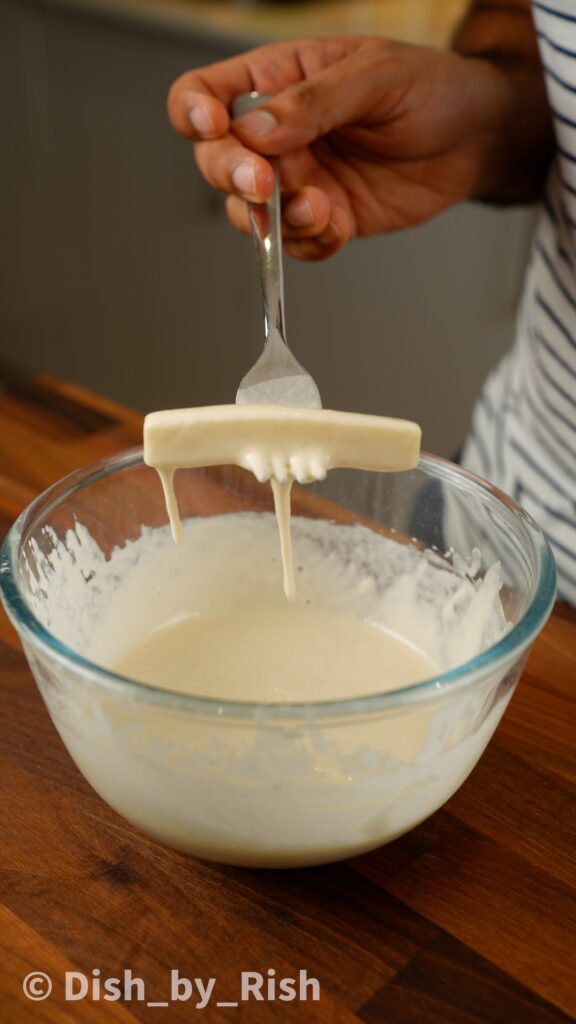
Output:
[{"xmin": 230, "ymin": 43, "xmax": 400, "ymax": 154}]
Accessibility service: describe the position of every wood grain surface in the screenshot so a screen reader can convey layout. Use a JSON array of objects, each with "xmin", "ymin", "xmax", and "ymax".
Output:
[{"xmin": 0, "ymin": 375, "xmax": 574, "ymax": 1024}]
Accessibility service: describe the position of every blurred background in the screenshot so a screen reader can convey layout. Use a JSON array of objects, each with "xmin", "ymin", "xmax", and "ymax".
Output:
[{"xmin": 0, "ymin": 0, "xmax": 537, "ymax": 456}]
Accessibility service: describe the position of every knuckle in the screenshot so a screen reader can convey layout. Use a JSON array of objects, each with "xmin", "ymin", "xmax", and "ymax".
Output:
[{"xmin": 286, "ymin": 79, "xmax": 316, "ymax": 118}]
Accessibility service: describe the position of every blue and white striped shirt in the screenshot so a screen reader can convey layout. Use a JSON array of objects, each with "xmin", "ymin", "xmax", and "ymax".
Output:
[{"xmin": 462, "ymin": 0, "xmax": 576, "ymax": 603}]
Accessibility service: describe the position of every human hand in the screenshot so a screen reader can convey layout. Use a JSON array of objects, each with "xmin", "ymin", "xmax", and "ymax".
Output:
[{"xmin": 168, "ymin": 36, "xmax": 541, "ymax": 260}]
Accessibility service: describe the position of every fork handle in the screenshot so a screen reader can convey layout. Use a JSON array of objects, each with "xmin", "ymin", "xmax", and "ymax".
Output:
[{"xmin": 232, "ymin": 92, "xmax": 286, "ymax": 347}]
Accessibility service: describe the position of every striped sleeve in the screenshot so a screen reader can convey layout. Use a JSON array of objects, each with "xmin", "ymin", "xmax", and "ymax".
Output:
[{"xmin": 461, "ymin": 0, "xmax": 576, "ymax": 603}]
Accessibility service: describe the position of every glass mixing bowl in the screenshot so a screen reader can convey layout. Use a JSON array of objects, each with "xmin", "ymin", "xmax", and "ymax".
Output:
[{"xmin": 0, "ymin": 451, "xmax": 556, "ymax": 868}]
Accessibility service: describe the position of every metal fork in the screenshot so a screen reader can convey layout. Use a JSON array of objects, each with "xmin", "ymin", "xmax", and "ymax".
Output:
[{"xmin": 233, "ymin": 92, "xmax": 322, "ymax": 409}]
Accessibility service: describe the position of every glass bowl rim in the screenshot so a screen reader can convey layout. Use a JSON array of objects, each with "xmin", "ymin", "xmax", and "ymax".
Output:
[{"xmin": 0, "ymin": 447, "xmax": 557, "ymax": 719}]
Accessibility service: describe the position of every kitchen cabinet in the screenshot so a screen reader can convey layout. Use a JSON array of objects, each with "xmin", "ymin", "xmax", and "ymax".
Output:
[{"xmin": 0, "ymin": 0, "xmax": 535, "ymax": 455}]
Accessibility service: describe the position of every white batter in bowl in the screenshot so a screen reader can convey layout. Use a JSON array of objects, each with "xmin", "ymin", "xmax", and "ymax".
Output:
[{"xmin": 0, "ymin": 452, "xmax": 556, "ymax": 867}]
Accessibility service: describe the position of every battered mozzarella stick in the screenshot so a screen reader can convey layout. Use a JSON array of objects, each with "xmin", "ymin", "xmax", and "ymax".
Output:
[{"xmin": 144, "ymin": 405, "xmax": 421, "ymax": 482}]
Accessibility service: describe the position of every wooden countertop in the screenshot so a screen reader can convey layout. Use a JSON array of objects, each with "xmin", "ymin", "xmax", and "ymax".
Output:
[
  {"xmin": 0, "ymin": 375, "xmax": 574, "ymax": 1023},
  {"xmin": 28, "ymin": 0, "xmax": 468, "ymax": 48}
]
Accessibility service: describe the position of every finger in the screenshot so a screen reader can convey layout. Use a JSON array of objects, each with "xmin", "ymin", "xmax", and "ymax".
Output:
[
  {"xmin": 284, "ymin": 236, "xmax": 342, "ymax": 262},
  {"xmin": 225, "ymin": 195, "xmax": 252, "ymax": 236},
  {"xmin": 168, "ymin": 60, "xmax": 254, "ymax": 140},
  {"xmin": 226, "ymin": 186, "xmax": 336, "ymax": 243},
  {"xmin": 230, "ymin": 40, "xmax": 394, "ymax": 155},
  {"xmin": 284, "ymin": 206, "xmax": 351, "ymax": 261},
  {"xmin": 194, "ymin": 137, "xmax": 275, "ymax": 202},
  {"xmin": 283, "ymin": 187, "xmax": 331, "ymax": 236},
  {"xmin": 224, "ymin": 205, "xmax": 350, "ymax": 264},
  {"xmin": 167, "ymin": 41, "xmax": 313, "ymax": 141},
  {"xmin": 169, "ymin": 86, "xmax": 229, "ymax": 140}
]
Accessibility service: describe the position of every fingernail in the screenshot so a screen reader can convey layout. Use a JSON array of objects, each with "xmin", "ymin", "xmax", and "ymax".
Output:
[
  {"xmin": 285, "ymin": 197, "xmax": 313, "ymax": 228},
  {"xmin": 188, "ymin": 105, "xmax": 215, "ymax": 136},
  {"xmin": 232, "ymin": 160, "xmax": 257, "ymax": 197},
  {"xmin": 234, "ymin": 110, "xmax": 277, "ymax": 137}
]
